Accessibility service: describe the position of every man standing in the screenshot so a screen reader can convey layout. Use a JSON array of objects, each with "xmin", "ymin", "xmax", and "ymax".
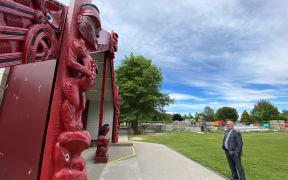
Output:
[{"xmin": 222, "ymin": 121, "xmax": 246, "ymax": 180}]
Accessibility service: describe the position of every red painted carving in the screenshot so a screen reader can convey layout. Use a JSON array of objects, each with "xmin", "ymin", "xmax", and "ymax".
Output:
[
  {"xmin": 108, "ymin": 30, "xmax": 119, "ymax": 143},
  {"xmin": 0, "ymin": 0, "xmax": 120, "ymax": 179},
  {"xmin": 5, "ymin": 14, "xmax": 24, "ymax": 27},
  {"xmin": 34, "ymin": 10, "xmax": 47, "ymax": 24},
  {"xmin": 61, "ymin": 39, "xmax": 96, "ymax": 132},
  {"xmin": 52, "ymin": 3, "xmax": 100, "ymax": 179},
  {"xmin": 112, "ymin": 86, "xmax": 120, "ymax": 143},
  {"xmin": 43, "ymin": 0, "xmax": 65, "ymax": 32},
  {"xmin": 23, "ymin": 24, "xmax": 58, "ymax": 63},
  {"xmin": 98, "ymin": 30, "xmax": 119, "ymax": 142},
  {"xmin": 109, "ymin": 31, "xmax": 118, "ymax": 56},
  {"xmin": 95, "ymin": 124, "xmax": 110, "ymax": 163},
  {"xmin": 0, "ymin": 0, "xmax": 65, "ymax": 68},
  {"xmin": 78, "ymin": 4, "xmax": 101, "ymax": 51},
  {"xmin": 53, "ymin": 131, "xmax": 90, "ymax": 180}
]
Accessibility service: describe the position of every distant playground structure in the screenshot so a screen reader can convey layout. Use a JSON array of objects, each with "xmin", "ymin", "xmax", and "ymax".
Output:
[{"xmin": 138, "ymin": 120, "xmax": 288, "ymax": 133}]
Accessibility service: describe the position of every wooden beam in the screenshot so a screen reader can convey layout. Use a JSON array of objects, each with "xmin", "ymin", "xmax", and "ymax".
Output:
[
  {"xmin": 0, "ymin": 0, "xmax": 35, "ymax": 19},
  {"xmin": 0, "ymin": 52, "xmax": 22, "ymax": 68},
  {"xmin": 98, "ymin": 53, "xmax": 108, "ymax": 134}
]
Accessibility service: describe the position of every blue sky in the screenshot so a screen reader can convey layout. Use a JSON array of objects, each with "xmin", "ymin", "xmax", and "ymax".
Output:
[{"xmin": 60, "ymin": 0, "xmax": 288, "ymax": 116}]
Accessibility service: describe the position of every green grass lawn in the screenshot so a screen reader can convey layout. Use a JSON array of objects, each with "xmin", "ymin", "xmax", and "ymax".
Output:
[{"xmin": 132, "ymin": 131, "xmax": 288, "ymax": 180}]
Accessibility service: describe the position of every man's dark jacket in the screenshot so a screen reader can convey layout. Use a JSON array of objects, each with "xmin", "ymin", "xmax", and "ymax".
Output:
[{"xmin": 222, "ymin": 129, "xmax": 243, "ymax": 156}]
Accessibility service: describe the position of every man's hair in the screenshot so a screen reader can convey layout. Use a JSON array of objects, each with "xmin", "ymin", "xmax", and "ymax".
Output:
[{"xmin": 226, "ymin": 120, "xmax": 234, "ymax": 125}]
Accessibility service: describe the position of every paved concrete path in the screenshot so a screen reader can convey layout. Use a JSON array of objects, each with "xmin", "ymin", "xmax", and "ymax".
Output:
[
  {"xmin": 83, "ymin": 129, "xmax": 227, "ymax": 180},
  {"xmin": 89, "ymin": 141, "xmax": 227, "ymax": 180}
]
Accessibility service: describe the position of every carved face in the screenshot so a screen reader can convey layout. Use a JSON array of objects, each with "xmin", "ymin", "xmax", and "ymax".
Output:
[
  {"xmin": 54, "ymin": 142, "xmax": 71, "ymax": 170},
  {"xmin": 78, "ymin": 4, "xmax": 101, "ymax": 51},
  {"xmin": 44, "ymin": 1, "xmax": 64, "ymax": 32}
]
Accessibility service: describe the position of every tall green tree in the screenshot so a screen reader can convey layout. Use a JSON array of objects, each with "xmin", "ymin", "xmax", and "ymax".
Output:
[
  {"xmin": 215, "ymin": 107, "xmax": 239, "ymax": 122},
  {"xmin": 115, "ymin": 53, "xmax": 173, "ymax": 133},
  {"xmin": 172, "ymin": 113, "xmax": 183, "ymax": 121},
  {"xmin": 194, "ymin": 112, "xmax": 206, "ymax": 122},
  {"xmin": 182, "ymin": 114, "xmax": 189, "ymax": 120},
  {"xmin": 240, "ymin": 110, "xmax": 251, "ymax": 123},
  {"xmin": 250, "ymin": 100, "xmax": 280, "ymax": 122},
  {"xmin": 153, "ymin": 112, "xmax": 173, "ymax": 122},
  {"xmin": 203, "ymin": 106, "xmax": 214, "ymax": 122},
  {"xmin": 281, "ymin": 109, "xmax": 288, "ymax": 120},
  {"xmin": 188, "ymin": 113, "xmax": 194, "ymax": 119}
]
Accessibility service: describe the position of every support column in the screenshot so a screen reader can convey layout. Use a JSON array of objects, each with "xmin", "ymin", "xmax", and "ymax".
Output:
[{"xmin": 98, "ymin": 53, "xmax": 108, "ymax": 134}]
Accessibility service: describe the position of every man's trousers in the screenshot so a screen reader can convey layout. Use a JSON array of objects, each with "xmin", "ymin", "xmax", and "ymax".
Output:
[{"xmin": 225, "ymin": 151, "xmax": 246, "ymax": 180}]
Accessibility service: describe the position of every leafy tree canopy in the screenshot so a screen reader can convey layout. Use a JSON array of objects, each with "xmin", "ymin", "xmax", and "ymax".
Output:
[
  {"xmin": 215, "ymin": 107, "xmax": 239, "ymax": 122},
  {"xmin": 172, "ymin": 113, "xmax": 183, "ymax": 121},
  {"xmin": 194, "ymin": 112, "xmax": 206, "ymax": 122},
  {"xmin": 281, "ymin": 109, "xmax": 288, "ymax": 120},
  {"xmin": 240, "ymin": 110, "xmax": 251, "ymax": 123},
  {"xmin": 250, "ymin": 100, "xmax": 281, "ymax": 122},
  {"xmin": 203, "ymin": 106, "xmax": 215, "ymax": 122},
  {"xmin": 154, "ymin": 112, "xmax": 173, "ymax": 122},
  {"xmin": 188, "ymin": 113, "xmax": 194, "ymax": 119},
  {"xmin": 182, "ymin": 114, "xmax": 189, "ymax": 119},
  {"xmin": 115, "ymin": 53, "xmax": 173, "ymax": 132}
]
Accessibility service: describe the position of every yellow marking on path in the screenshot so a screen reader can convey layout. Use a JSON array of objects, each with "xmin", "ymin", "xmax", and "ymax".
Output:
[{"xmin": 109, "ymin": 142, "xmax": 136, "ymax": 163}]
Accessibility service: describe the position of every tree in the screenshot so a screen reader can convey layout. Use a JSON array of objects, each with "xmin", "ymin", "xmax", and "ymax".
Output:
[
  {"xmin": 188, "ymin": 113, "xmax": 194, "ymax": 119},
  {"xmin": 250, "ymin": 100, "xmax": 280, "ymax": 122},
  {"xmin": 172, "ymin": 114, "xmax": 183, "ymax": 121},
  {"xmin": 215, "ymin": 107, "xmax": 239, "ymax": 122},
  {"xmin": 153, "ymin": 112, "xmax": 173, "ymax": 122},
  {"xmin": 240, "ymin": 110, "xmax": 251, "ymax": 123},
  {"xmin": 203, "ymin": 106, "xmax": 214, "ymax": 122},
  {"xmin": 115, "ymin": 53, "xmax": 173, "ymax": 133},
  {"xmin": 182, "ymin": 114, "xmax": 188, "ymax": 119},
  {"xmin": 281, "ymin": 109, "xmax": 288, "ymax": 120},
  {"xmin": 194, "ymin": 112, "xmax": 206, "ymax": 122}
]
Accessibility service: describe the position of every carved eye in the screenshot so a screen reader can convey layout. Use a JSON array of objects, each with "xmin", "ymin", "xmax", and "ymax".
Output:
[
  {"xmin": 47, "ymin": 13, "xmax": 53, "ymax": 23},
  {"xmin": 65, "ymin": 153, "xmax": 70, "ymax": 161}
]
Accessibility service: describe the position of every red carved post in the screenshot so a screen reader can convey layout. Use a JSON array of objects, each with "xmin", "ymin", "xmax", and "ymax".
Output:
[
  {"xmin": 53, "ymin": 2, "xmax": 100, "ymax": 179},
  {"xmin": 0, "ymin": 0, "xmax": 119, "ymax": 178},
  {"xmin": 0, "ymin": 0, "xmax": 65, "ymax": 68},
  {"xmin": 109, "ymin": 31, "xmax": 119, "ymax": 143},
  {"xmin": 98, "ymin": 55, "xmax": 107, "ymax": 134},
  {"xmin": 95, "ymin": 30, "xmax": 118, "ymax": 161},
  {"xmin": 112, "ymin": 86, "xmax": 120, "ymax": 143},
  {"xmin": 41, "ymin": 1, "xmax": 101, "ymax": 179}
]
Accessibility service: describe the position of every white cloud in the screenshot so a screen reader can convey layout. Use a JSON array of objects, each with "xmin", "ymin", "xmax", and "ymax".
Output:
[
  {"xmin": 57, "ymin": 0, "xmax": 288, "ymax": 112},
  {"xmin": 167, "ymin": 102, "xmax": 254, "ymax": 111},
  {"xmin": 187, "ymin": 80, "xmax": 277, "ymax": 102},
  {"xmin": 169, "ymin": 93, "xmax": 205, "ymax": 101}
]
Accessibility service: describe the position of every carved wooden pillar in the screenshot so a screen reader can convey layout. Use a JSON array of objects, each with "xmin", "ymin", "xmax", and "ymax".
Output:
[
  {"xmin": 98, "ymin": 54, "xmax": 108, "ymax": 134},
  {"xmin": 109, "ymin": 31, "xmax": 119, "ymax": 143},
  {"xmin": 41, "ymin": 1, "xmax": 100, "ymax": 179},
  {"xmin": 0, "ymin": 0, "xmax": 119, "ymax": 179},
  {"xmin": 112, "ymin": 86, "xmax": 120, "ymax": 143}
]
